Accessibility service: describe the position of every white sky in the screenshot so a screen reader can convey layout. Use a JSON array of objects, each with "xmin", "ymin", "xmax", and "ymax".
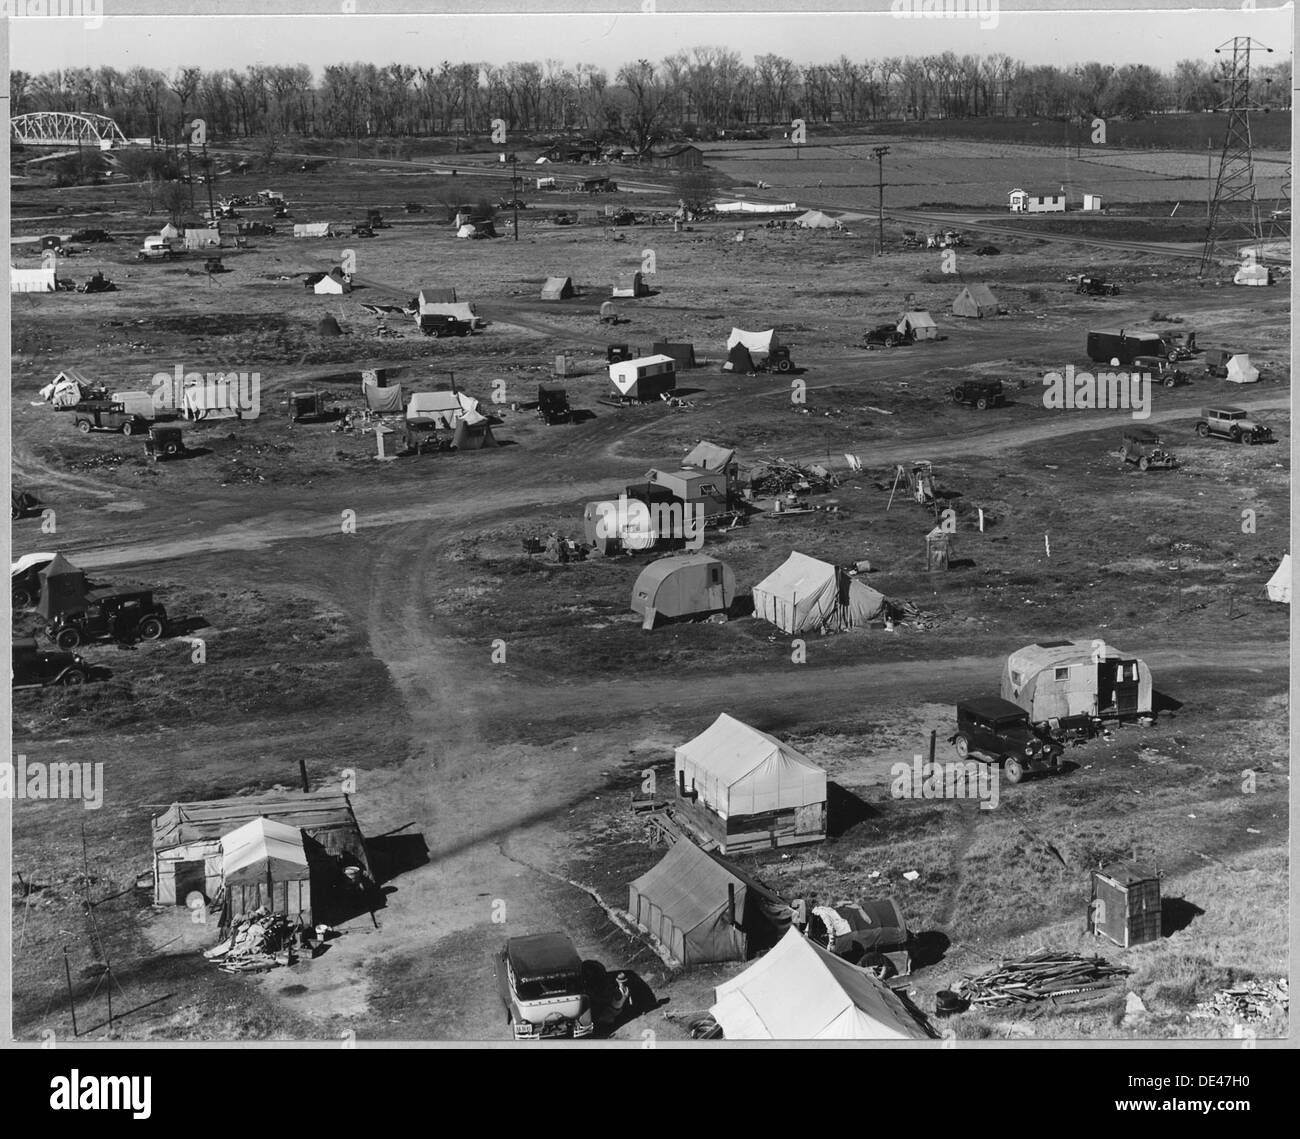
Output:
[{"xmin": 8, "ymin": 9, "xmax": 1294, "ymax": 76}]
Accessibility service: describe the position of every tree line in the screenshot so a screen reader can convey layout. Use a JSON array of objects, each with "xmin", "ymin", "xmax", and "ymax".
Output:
[{"xmin": 10, "ymin": 51, "xmax": 1292, "ymax": 151}]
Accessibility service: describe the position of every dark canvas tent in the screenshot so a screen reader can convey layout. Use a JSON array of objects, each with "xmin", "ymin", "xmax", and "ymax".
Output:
[
  {"xmin": 628, "ymin": 840, "xmax": 792, "ymax": 965},
  {"xmin": 37, "ymin": 553, "xmax": 89, "ymax": 620},
  {"xmin": 316, "ymin": 315, "xmax": 342, "ymax": 336},
  {"xmin": 630, "ymin": 554, "xmax": 735, "ymax": 626},
  {"xmin": 723, "ymin": 342, "xmax": 756, "ymax": 374},
  {"xmin": 952, "ymin": 283, "xmax": 999, "ymax": 318},
  {"xmin": 452, "ymin": 412, "xmax": 498, "ymax": 450},
  {"xmin": 651, "ymin": 341, "xmax": 697, "ymax": 369},
  {"xmin": 540, "ymin": 276, "xmax": 575, "ymax": 300}
]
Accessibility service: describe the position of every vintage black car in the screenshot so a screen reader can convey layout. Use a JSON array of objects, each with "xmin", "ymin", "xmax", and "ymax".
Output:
[
  {"xmin": 950, "ymin": 379, "xmax": 1006, "ymax": 410},
  {"xmin": 864, "ymin": 324, "xmax": 912, "ymax": 349},
  {"xmin": 144, "ymin": 424, "xmax": 187, "ymax": 461},
  {"xmin": 12, "ymin": 637, "xmax": 90, "ymax": 688},
  {"xmin": 537, "ymin": 385, "xmax": 572, "ymax": 425},
  {"xmin": 46, "ymin": 590, "xmax": 168, "ymax": 649},
  {"xmin": 951, "ymin": 697, "xmax": 1066, "ymax": 784},
  {"xmin": 72, "ymin": 401, "xmax": 152, "ymax": 436},
  {"xmin": 495, "ymin": 932, "xmax": 593, "ymax": 1040},
  {"xmin": 418, "ymin": 314, "xmax": 473, "ymax": 338},
  {"xmin": 1076, "ymin": 274, "xmax": 1119, "ymax": 296},
  {"xmin": 1130, "ymin": 354, "xmax": 1189, "ymax": 388},
  {"xmin": 1120, "ymin": 427, "xmax": 1178, "ymax": 471}
]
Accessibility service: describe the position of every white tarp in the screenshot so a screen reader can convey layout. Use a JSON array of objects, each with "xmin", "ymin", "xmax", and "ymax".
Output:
[
  {"xmin": 1233, "ymin": 263, "xmax": 1272, "ymax": 286},
  {"xmin": 110, "ymin": 391, "xmax": 157, "ymax": 420},
  {"xmin": 293, "ymin": 222, "xmax": 333, "ymax": 238},
  {"xmin": 183, "ymin": 228, "xmax": 221, "ymax": 249},
  {"xmin": 710, "ymin": 929, "xmax": 930, "ymax": 1040},
  {"xmin": 675, "ymin": 713, "xmax": 826, "ymax": 820},
  {"xmin": 457, "ymin": 224, "xmax": 477, "ymax": 238},
  {"xmin": 714, "ymin": 200, "xmax": 798, "ymax": 215},
  {"xmin": 1266, "ymin": 554, "xmax": 1291, "ymax": 603},
  {"xmin": 41, "ymin": 373, "xmax": 89, "ymax": 407},
  {"xmin": 220, "ymin": 817, "xmax": 309, "ymax": 886},
  {"xmin": 405, "ymin": 390, "xmax": 479, "ymax": 426},
  {"xmin": 726, "ymin": 328, "xmax": 778, "ymax": 358},
  {"xmin": 1225, "ymin": 354, "xmax": 1260, "ymax": 383},
  {"xmin": 314, "ymin": 275, "xmax": 350, "ymax": 294},
  {"xmin": 10, "ymin": 265, "xmax": 56, "ymax": 293}
]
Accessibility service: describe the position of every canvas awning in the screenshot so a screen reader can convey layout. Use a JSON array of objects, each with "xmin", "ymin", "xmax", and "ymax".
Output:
[{"xmin": 726, "ymin": 328, "xmax": 778, "ymax": 356}]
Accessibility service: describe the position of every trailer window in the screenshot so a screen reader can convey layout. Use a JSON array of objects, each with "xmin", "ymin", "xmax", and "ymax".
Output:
[{"xmin": 1054, "ymin": 666, "xmax": 1069, "ymax": 681}]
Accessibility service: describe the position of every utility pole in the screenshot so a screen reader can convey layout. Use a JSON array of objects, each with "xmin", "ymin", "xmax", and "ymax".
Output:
[
  {"xmin": 872, "ymin": 145, "xmax": 889, "ymax": 255},
  {"xmin": 508, "ymin": 152, "xmax": 519, "ymax": 241},
  {"xmin": 1200, "ymin": 36, "xmax": 1274, "ymax": 278},
  {"xmin": 203, "ymin": 145, "xmax": 216, "ymax": 223}
]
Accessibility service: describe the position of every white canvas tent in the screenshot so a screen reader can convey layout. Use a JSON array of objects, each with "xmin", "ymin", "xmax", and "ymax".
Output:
[
  {"xmin": 751, "ymin": 552, "xmax": 890, "ymax": 634},
  {"xmin": 10, "ymin": 265, "xmax": 56, "ymax": 293},
  {"xmin": 183, "ymin": 228, "xmax": 221, "ymax": 250},
  {"xmin": 714, "ymin": 200, "xmax": 798, "ymax": 215},
  {"xmin": 726, "ymin": 328, "xmax": 778, "ymax": 361},
  {"xmin": 710, "ymin": 928, "xmax": 930, "ymax": 1040},
  {"xmin": 1266, "ymin": 554, "xmax": 1291, "ymax": 603},
  {"xmin": 219, "ymin": 816, "xmax": 312, "ymax": 923},
  {"xmin": 794, "ymin": 210, "xmax": 841, "ymax": 229},
  {"xmin": 898, "ymin": 311, "xmax": 938, "ymax": 340},
  {"xmin": 293, "ymin": 222, "xmax": 333, "ymax": 238},
  {"xmin": 405, "ymin": 390, "xmax": 479, "ymax": 426},
  {"xmin": 676, "ymin": 713, "xmax": 826, "ymax": 824},
  {"xmin": 314, "ymin": 274, "xmax": 351, "ymax": 295},
  {"xmin": 952, "ymin": 283, "xmax": 999, "ymax": 318},
  {"xmin": 1233, "ymin": 263, "xmax": 1272, "ymax": 286},
  {"xmin": 540, "ymin": 276, "xmax": 575, "ymax": 300},
  {"xmin": 1224, "ymin": 354, "xmax": 1260, "ymax": 383}
]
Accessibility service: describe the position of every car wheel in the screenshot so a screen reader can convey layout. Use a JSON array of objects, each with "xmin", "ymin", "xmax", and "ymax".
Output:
[
  {"xmin": 55, "ymin": 628, "xmax": 81, "ymax": 651},
  {"xmin": 951, "ymin": 389, "xmax": 963, "ymax": 403},
  {"xmin": 165, "ymin": 442, "xmax": 180, "ymax": 457},
  {"xmin": 1195, "ymin": 423, "xmax": 1209, "ymax": 437},
  {"xmin": 137, "ymin": 616, "xmax": 165, "ymax": 641},
  {"xmin": 976, "ymin": 398, "xmax": 989, "ymax": 411},
  {"xmin": 1163, "ymin": 377, "xmax": 1176, "ymax": 388},
  {"xmin": 776, "ymin": 359, "xmax": 792, "ymax": 373},
  {"xmin": 1230, "ymin": 427, "xmax": 1243, "ymax": 443},
  {"xmin": 60, "ymin": 669, "xmax": 86, "ymax": 687},
  {"xmin": 953, "ymin": 734, "xmax": 970, "ymax": 759},
  {"xmin": 121, "ymin": 421, "xmax": 135, "ymax": 437},
  {"xmin": 1138, "ymin": 456, "xmax": 1150, "ymax": 471},
  {"xmin": 1003, "ymin": 757, "xmax": 1024, "ymax": 784},
  {"xmin": 76, "ymin": 419, "xmax": 92, "ymax": 434},
  {"xmin": 13, "ymin": 588, "xmax": 33, "ymax": 609}
]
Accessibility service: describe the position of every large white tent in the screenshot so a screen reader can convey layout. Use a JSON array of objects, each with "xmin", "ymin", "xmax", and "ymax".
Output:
[
  {"xmin": 1266, "ymin": 554, "xmax": 1291, "ymax": 603},
  {"xmin": 406, "ymin": 390, "xmax": 479, "ymax": 426},
  {"xmin": 675, "ymin": 713, "xmax": 826, "ymax": 822},
  {"xmin": 1224, "ymin": 354, "xmax": 1260, "ymax": 384},
  {"xmin": 710, "ymin": 928, "xmax": 931, "ymax": 1040},
  {"xmin": 751, "ymin": 551, "xmax": 889, "ymax": 634}
]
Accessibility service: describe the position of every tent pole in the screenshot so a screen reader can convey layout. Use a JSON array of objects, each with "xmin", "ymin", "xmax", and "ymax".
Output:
[{"xmin": 886, "ymin": 466, "xmax": 902, "ymax": 511}]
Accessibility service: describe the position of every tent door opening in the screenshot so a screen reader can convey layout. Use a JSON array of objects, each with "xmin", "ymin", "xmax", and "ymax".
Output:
[
  {"xmin": 707, "ymin": 563, "xmax": 724, "ymax": 608},
  {"xmin": 172, "ymin": 860, "xmax": 207, "ymax": 905},
  {"xmin": 1097, "ymin": 659, "xmax": 1139, "ymax": 716}
]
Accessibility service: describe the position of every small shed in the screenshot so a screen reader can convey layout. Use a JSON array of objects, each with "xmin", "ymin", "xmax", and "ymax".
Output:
[
  {"xmin": 952, "ymin": 283, "xmax": 1000, "ymax": 319},
  {"xmin": 220, "ymin": 817, "xmax": 313, "ymax": 924},
  {"xmin": 1088, "ymin": 861, "xmax": 1161, "ymax": 948},
  {"xmin": 675, "ymin": 713, "xmax": 827, "ymax": 854},
  {"xmin": 609, "ymin": 354, "xmax": 676, "ymax": 401},
  {"xmin": 925, "ymin": 526, "xmax": 951, "ymax": 571},
  {"xmin": 612, "ymin": 271, "xmax": 648, "ymax": 298},
  {"xmin": 651, "ymin": 341, "xmax": 697, "ymax": 369},
  {"xmin": 630, "ymin": 554, "xmax": 735, "ymax": 626},
  {"xmin": 540, "ymin": 275, "xmax": 575, "ymax": 300},
  {"xmin": 1083, "ymin": 193, "xmax": 1103, "ymax": 211}
]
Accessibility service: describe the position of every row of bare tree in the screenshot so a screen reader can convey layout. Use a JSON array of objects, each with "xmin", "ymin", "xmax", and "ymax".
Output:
[{"xmin": 10, "ymin": 51, "xmax": 1292, "ymax": 150}]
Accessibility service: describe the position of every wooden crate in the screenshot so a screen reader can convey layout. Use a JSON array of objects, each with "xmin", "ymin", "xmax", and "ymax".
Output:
[{"xmin": 1089, "ymin": 862, "xmax": 1161, "ymax": 948}]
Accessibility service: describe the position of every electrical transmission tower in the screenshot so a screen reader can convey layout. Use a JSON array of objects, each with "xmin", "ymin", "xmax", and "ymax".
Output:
[
  {"xmin": 1268, "ymin": 164, "xmax": 1291, "ymax": 242},
  {"xmin": 1199, "ymin": 36, "xmax": 1274, "ymax": 279}
]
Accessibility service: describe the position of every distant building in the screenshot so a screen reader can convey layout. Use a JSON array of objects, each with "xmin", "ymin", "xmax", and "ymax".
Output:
[
  {"xmin": 1083, "ymin": 193, "xmax": 1103, "ymax": 211},
  {"xmin": 652, "ymin": 144, "xmax": 705, "ymax": 171},
  {"xmin": 1009, "ymin": 188, "xmax": 1066, "ymax": 213}
]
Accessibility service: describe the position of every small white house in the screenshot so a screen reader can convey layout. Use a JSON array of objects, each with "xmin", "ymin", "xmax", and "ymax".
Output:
[{"xmin": 1009, "ymin": 188, "xmax": 1067, "ymax": 214}]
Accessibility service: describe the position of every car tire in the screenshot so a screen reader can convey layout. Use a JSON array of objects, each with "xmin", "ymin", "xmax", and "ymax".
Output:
[
  {"xmin": 137, "ymin": 616, "xmax": 165, "ymax": 641},
  {"xmin": 55, "ymin": 628, "xmax": 81, "ymax": 651},
  {"xmin": 1163, "ymin": 377, "xmax": 1176, "ymax": 388},
  {"xmin": 77, "ymin": 419, "xmax": 92, "ymax": 434},
  {"xmin": 1195, "ymin": 423, "xmax": 1209, "ymax": 437},
  {"xmin": 165, "ymin": 442, "xmax": 180, "ymax": 457},
  {"xmin": 13, "ymin": 588, "xmax": 33, "ymax": 609},
  {"xmin": 953, "ymin": 734, "xmax": 971, "ymax": 759},
  {"xmin": 1138, "ymin": 456, "xmax": 1150, "ymax": 471},
  {"xmin": 121, "ymin": 420, "xmax": 135, "ymax": 437},
  {"xmin": 1003, "ymin": 757, "xmax": 1024, "ymax": 784},
  {"xmin": 60, "ymin": 669, "xmax": 86, "ymax": 687},
  {"xmin": 776, "ymin": 359, "xmax": 792, "ymax": 373},
  {"xmin": 951, "ymin": 389, "xmax": 963, "ymax": 403},
  {"xmin": 976, "ymin": 398, "xmax": 989, "ymax": 411}
]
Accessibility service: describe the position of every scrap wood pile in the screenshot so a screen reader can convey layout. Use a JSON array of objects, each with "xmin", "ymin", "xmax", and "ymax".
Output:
[
  {"xmin": 1192, "ymin": 979, "xmax": 1287, "ymax": 1024},
  {"xmin": 953, "ymin": 950, "xmax": 1131, "ymax": 1008},
  {"xmin": 203, "ymin": 909, "xmax": 299, "ymax": 973},
  {"xmin": 750, "ymin": 459, "xmax": 839, "ymax": 496}
]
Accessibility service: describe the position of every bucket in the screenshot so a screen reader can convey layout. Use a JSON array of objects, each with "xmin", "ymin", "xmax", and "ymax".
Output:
[{"xmin": 935, "ymin": 990, "xmax": 968, "ymax": 1017}]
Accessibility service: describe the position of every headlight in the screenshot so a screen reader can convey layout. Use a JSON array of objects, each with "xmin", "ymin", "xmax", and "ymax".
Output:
[{"xmin": 1024, "ymin": 743, "xmax": 1035, "ymax": 755}]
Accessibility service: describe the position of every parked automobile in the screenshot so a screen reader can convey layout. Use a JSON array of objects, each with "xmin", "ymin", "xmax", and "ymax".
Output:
[
  {"xmin": 950, "ymin": 697, "xmax": 1066, "ymax": 784},
  {"xmin": 864, "ymin": 324, "xmax": 912, "ymax": 349},
  {"xmin": 1076, "ymin": 274, "xmax": 1119, "ymax": 296},
  {"xmin": 72, "ymin": 401, "xmax": 152, "ymax": 437},
  {"xmin": 12, "ymin": 637, "xmax": 90, "ymax": 689},
  {"xmin": 70, "ymin": 228, "xmax": 113, "ymax": 243},
  {"xmin": 135, "ymin": 236, "xmax": 175, "ymax": 261},
  {"xmin": 973, "ymin": 244, "xmax": 1001, "ymax": 256},
  {"xmin": 418, "ymin": 314, "xmax": 473, "ymax": 338},
  {"xmin": 45, "ymin": 590, "xmax": 168, "ymax": 649},
  {"xmin": 1120, "ymin": 426, "xmax": 1178, "ymax": 470},
  {"xmin": 144, "ymin": 424, "xmax": 187, "ymax": 461},
  {"xmin": 12, "ymin": 490, "xmax": 41, "ymax": 521},
  {"xmin": 495, "ymin": 932, "xmax": 594, "ymax": 1040},
  {"xmin": 950, "ymin": 379, "xmax": 1006, "ymax": 410},
  {"xmin": 1194, "ymin": 406, "xmax": 1274, "ymax": 444},
  {"xmin": 77, "ymin": 271, "xmax": 116, "ymax": 293},
  {"xmin": 351, "ymin": 225, "xmax": 375, "ymax": 238},
  {"xmin": 1130, "ymin": 354, "xmax": 1190, "ymax": 388},
  {"xmin": 496, "ymin": 199, "xmax": 528, "ymax": 211},
  {"xmin": 537, "ymin": 385, "xmax": 572, "ymax": 425}
]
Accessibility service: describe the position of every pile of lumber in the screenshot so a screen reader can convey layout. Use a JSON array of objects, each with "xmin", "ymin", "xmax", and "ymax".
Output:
[
  {"xmin": 954, "ymin": 949, "xmax": 1131, "ymax": 1008},
  {"xmin": 750, "ymin": 459, "xmax": 838, "ymax": 497},
  {"xmin": 204, "ymin": 909, "xmax": 299, "ymax": 974},
  {"xmin": 1192, "ymin": 979, "xmax": 1288, "ymax": 1023}
]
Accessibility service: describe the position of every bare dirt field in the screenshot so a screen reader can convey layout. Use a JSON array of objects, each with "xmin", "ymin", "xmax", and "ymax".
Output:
[{"xmin": 10, "ymin": 140, "xmax": 1289, "ymax": 1043}]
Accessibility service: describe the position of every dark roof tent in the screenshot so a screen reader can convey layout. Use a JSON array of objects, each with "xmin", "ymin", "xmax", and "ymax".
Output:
[
  {"xmin": 316, "ymin": 316, "xmax": 342, "ymax": 336},
  {"xmin": 37, "ymin": 554, "xmax": 89, "ymax": 620},
  {"xmin": 724, "ymin": 342, "xmax": 756, "ymax": 374},
  {"xmin": 505, "ymin": 933, "xmax": 584, "ymax": 984}
]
